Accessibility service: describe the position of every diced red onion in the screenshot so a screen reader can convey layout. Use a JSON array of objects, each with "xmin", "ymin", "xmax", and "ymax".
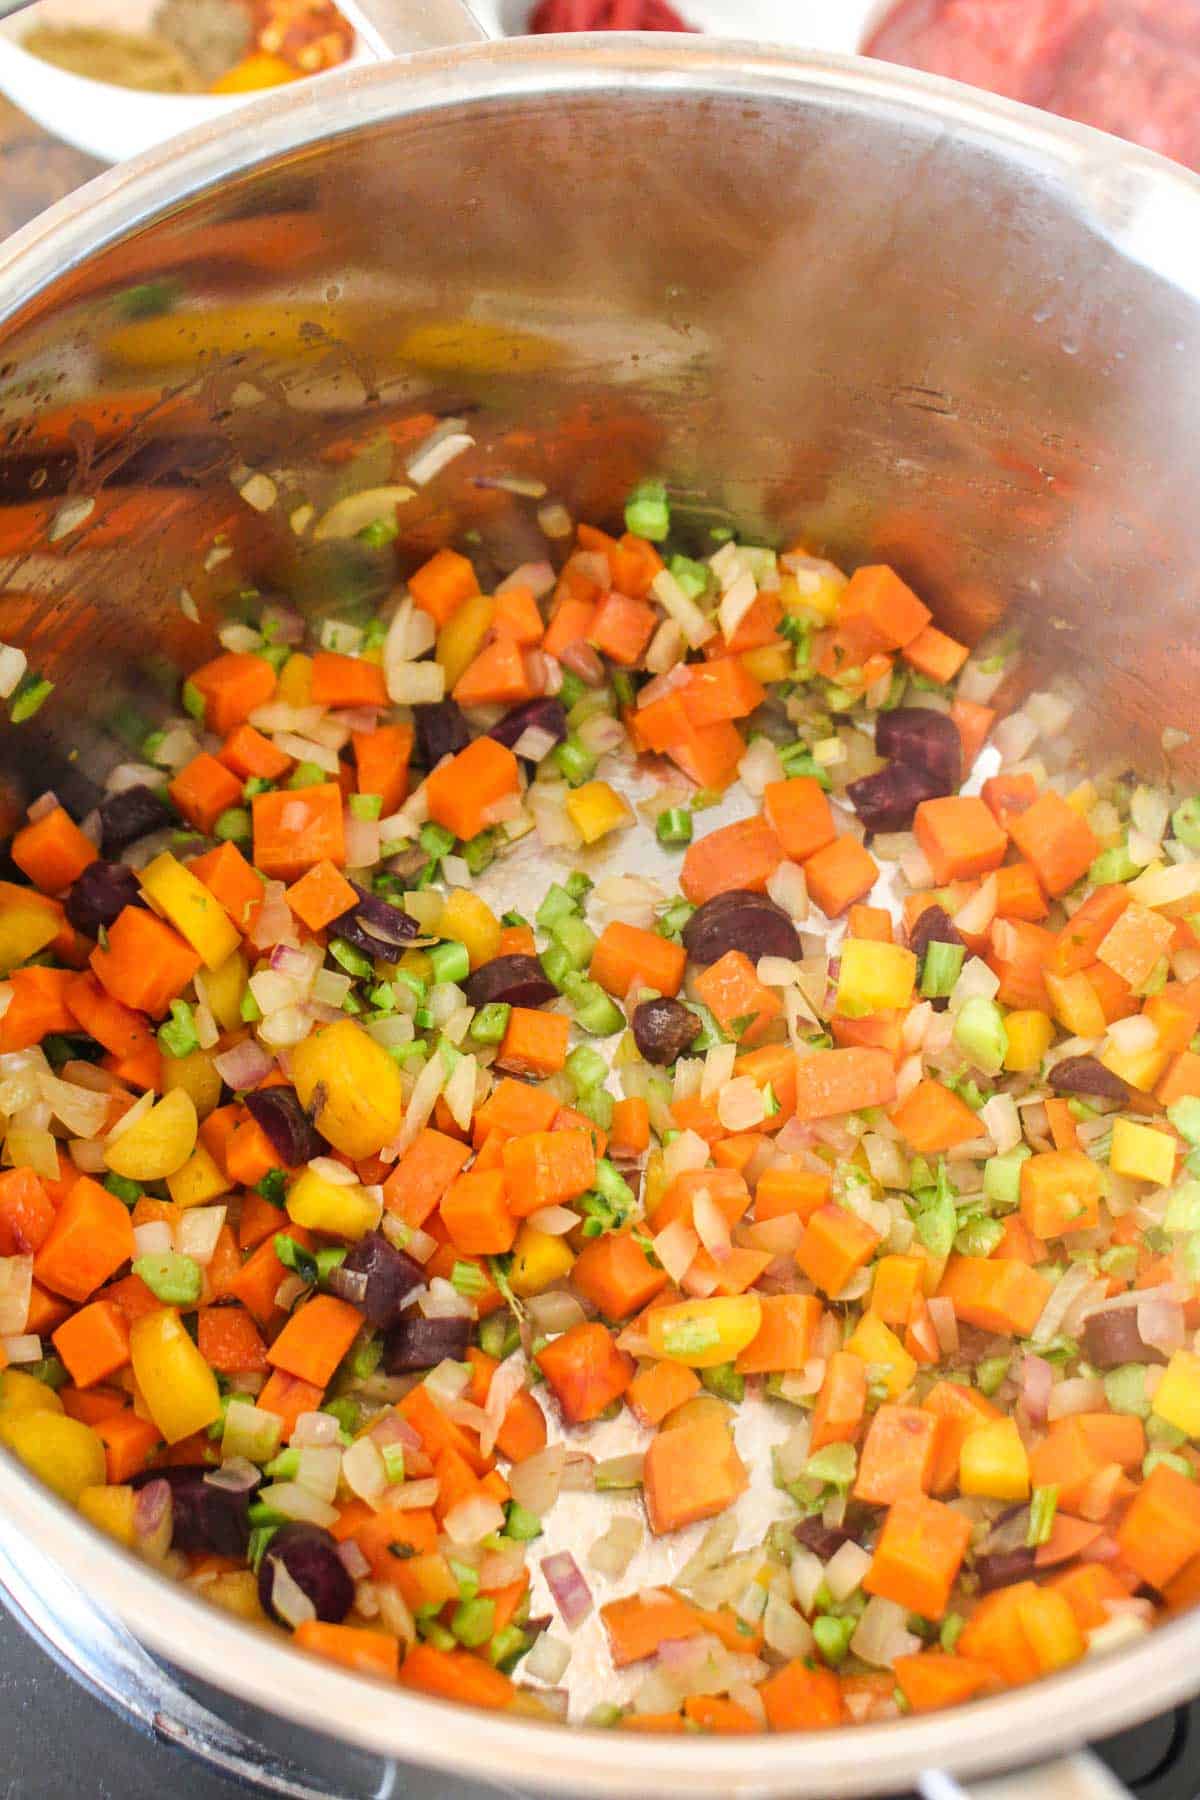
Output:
[
  {"xmin": 204, "ymin": 1457, "xmax": 260, "ymax": 1493},
  {"xmin": 481, "ymin": 1351, "xmax": 528, "ymax": 1460},
  {"xmin": 498, "ymin": 561, "xmax": 555, "ymax": 600},
  {"xmin": 1019, "ymin": 1354, "xmax": 1053, "ymax": 1427},
  {"xmin": 1137, "ymin": 1294, "xmax": 1186, "ymax": 1356},
  {"xmin": 927, "ymin": 1296, "xmax": 959, "ymax": 1357},
  {"xmin": 213, "ymin": 1038, "xmax": 275, "ymax": 1090},
  {"xmin": 337, "ymin": 1539, "xmax": 371, "ymax": 1581},
  {"xmin": 387, "ymin": 1477, "xmax": 440, "ymax": 1512},
  {"xmin": 0, "ymin": 1257, "xmax": 33, "ymax": 1336},
  {"xmin": 652, "ymin": 1219, "xmax": 699, "ymax": 1286},
  {"xmin": 443, "ymin": 1493, "xmax": 506, "ymax": 1546},
  {"xmin": 134, "ymin": 1479, "xmax": 173, "ymax": 1562},
  {"xmin": 293, "ymin": 1411, "xmax": 341, "ymax": 1448},
  {"xmin": 541, "ymin": 1550, "xmax": 593, "ymax": 1631}
]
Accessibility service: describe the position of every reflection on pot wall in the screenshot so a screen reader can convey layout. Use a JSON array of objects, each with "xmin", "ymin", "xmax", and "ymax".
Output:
[{"xmin": 2, "ymin": 74, "xmax": 1199, "ymax": 837}]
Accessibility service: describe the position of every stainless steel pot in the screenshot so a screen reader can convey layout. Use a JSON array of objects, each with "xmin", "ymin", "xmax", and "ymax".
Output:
[{"xmin": 2, "ymin": 10, "xmax": 1200, "ymax": 1795}]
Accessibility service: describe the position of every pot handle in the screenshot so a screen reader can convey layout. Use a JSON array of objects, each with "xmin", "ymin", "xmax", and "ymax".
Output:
[
  {"xmin": 921, "ymin": 1751, "xmax": 1132, "ymax": 1800},
  {"xmin": 337, "ymin": 0, "xmax": 491, "ymax": 55}
]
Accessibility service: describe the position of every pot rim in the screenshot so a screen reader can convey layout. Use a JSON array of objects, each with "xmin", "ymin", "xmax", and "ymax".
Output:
[{"xmin": 2, "ymin": 37, "xmax": 1200, "ymax": 1793}]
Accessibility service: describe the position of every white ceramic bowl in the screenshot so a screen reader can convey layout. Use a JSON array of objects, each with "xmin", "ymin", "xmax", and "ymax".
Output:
[
  {"xmin": 0, "ymin": 0, "xmax": 893, "ymax": 165},
  {"xmin": 0, "ymin": 0, "xmax": 379, "ymax": 164},
  {"xmin": 474, "ymin": 0, "xmax": 885, "ymax": 52}
]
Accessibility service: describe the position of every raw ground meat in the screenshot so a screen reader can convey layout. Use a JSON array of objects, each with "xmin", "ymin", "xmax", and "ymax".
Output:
[{"xmin": 866, "ymin": 0, "xmax": 1200, "ymax": 171}]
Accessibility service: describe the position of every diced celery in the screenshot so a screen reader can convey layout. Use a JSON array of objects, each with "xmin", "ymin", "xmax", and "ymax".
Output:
[
  {"xmin": 984, "ymin": 1146, "xmax": 1031, "ymax": 1209},
  {"xmin": 1104, "ymin": 1364, "xmax": 1150, "ymax": 1418},
  {"xmin": 953, "ymin": 995, "xmax": 1008, "ymax": 1075}
]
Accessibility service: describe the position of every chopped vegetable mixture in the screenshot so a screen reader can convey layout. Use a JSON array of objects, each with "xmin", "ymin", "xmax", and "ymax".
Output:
[{"xmin": 2, "ymin": 468, "xmax": 1200, "ymax": 1732}]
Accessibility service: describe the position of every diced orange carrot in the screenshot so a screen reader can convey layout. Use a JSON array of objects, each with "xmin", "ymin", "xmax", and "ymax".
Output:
[
  {"xmin": 591, "ymin": 920, "xmax": 686, "ymax": 999},
  {"xmin": 1095, "ymin": 901, "xmax": 1175, "ymax": 989},
  {"xmin": 0, "ymin": 966, "xmax": 77, "ymax": 1052},
  {"xmin": 0, "ymin": 1168, "xmax": 56, "ymax": 1256},
  {"xmin": 1116, "ymin": 1463, "xmax": 1200, "ymax": 1591},
  {"xmin": 454, "ymin": 637, "xmax": 538, "ymax": 708},
  {"xmin": 901, "ymin": 624, "xmax": 969, "ymax": 684},
  {"xmin": 352, "ymin": 722, "xmax": 412, "ymax": 817},
  {"xmin": 914, "ymin": 796, "xmax": 1007, "ymax": 884},
  {"xmin": 11, "ymin": 805, "xmax": 98, "ymax": 894},
  {"xmin": 399, "ymin": 1642, "xmax": 514, "ymax": 1707},
  {"xmin": 936, "ymin": 1256, "xmax": 1051, "ymax": 1336},
  {"xmin": 854, "ymin": 1404, "xmax": 939, "ymax": 1504},
  {"xmin": 890, "ymin": 1078, "xmax": 982, "ymax": 1153},
  {"xmin": 692, "ymin": 949, "xmax": 781, "ymax": 1044},
  {"xmin": 994, "ymin": 861, "xmax": 1048, "ymax": 922},
  {"xmin": 847, "ymin": 903, "xmax": 894, "ymax": 942},
  {"xmin": 894, "ymin": 1652, "xmax": 993, "ymax": 1714},
  {"xmin": 797, "ymin": 1203, "xmax": 882, "ymax": 1299},
  {"xmin": 793, "ymin": 1047, "xmax": 896, "ymax": 1120},
  {"xmin": 285, "ymin": 859, "xmax": 358, "ymax": 933},
  {"xmin": 66, "ymin": 979, "xmax": 157, "ymax": 1058},
  {"xmin": 1158, "ymin": 1050, "xmax": 1200, "ymax": 1107},
  {"xmin": 252, "ymin": 784, "xmax": 345, "ymax": 882},
  {"xmin": 497, "ymin": 1007, "xmax": 569, "ymax": 1077},
  {"xmin": 950, "ymin": 697, "xmax": 995, "ymax": 768},
  {"xmin": 309, "ymin": 651, "xmax": 388, "ymax": 710},
  {"xmin": 754, "ymin": 1165, "xmax": 830, "ymax": 1222},
  {"xmin": 864, "ymin": 1493, "xmax": 971, "ymax": 1619},
  {"xmin": 96, "ymin": 1409, "xmax": 161, "ymax": 1483},
  {"xmin": 589, "ymin": 591, "xmax": 656, "ymax": 666},
  {"xmin": 643, "ymin": 1413, "xmax": 747, "ymax": 1535},
  {"xmin": 52, "ymin": 1299, "xmax": 131, "ymax": 1389},
  {"xmin": 230, "ymin": 1227, "xmax": 315, "ymax": 1329},
  {"xmin": 1020, "ymin": 1150, "xmax": 1101, "ymax": 1238},
  {"xmin": 187, "ymin": 841, "xmax": 263, "ymax": 931},
  {"xmin": 536, "ymin": 1322, "xmax": 633, "ymax": 1425},
  {"xmin": 267, "ymin": 1293, "xmax": 363, "ymax": 1387},
  {"xmin": 197, "ymin": 1304, "xmax": 269, "ymax": 1374},
  {"xmin": 424, "ymin": 737, "xmax": 519, "ymax": 844},
  {"xmin": 809, "ymin": 1350, "xmax": 867, "ymax": 1452},
  {"xmin": 762, "ymin": 776, "xmax": 836, "ymax": 863},
  {"xmin": 491, "ymin": 585, "xmax": 544, "ymax": 646},
  {"xmin": 219, "ymin": 723, "xmax": 292, "ymax": 782},
  {"xmin": 1050, "ymin": 884, "xmax": 1131, "ymax": 975},
  {"xmin": 169, "ymin": 753, "xmax": 243, "ymax": 834},
  {"xmin": 609, "ymin": 1095, "xmax": 650, "ymax": 1156},
  {"xmin": 650, "ymin": 1167, "xmax": 751, "ymax": 1234},
  {"xmin": 471, "ymin": 1079, "xmax": 558, "ymax": 1145},
  {"xmin": 804, "ymin": 834, "xmax": 879, "ymax": 917},
  {"xmin": 982, "ymin": 772, "xmax": 1038, "ymax": 831},
  {"xmin": 408, "ymin": 548, "xmax": 479, "ymax": 627},
  {"xmin": 296, "ymin": 1620, "xmax": 399, "ymax": 1681},
  {"xmin": 759, "ymin": 1660, "xmax": 845, "ymax": 1731},
  {"xmin": 34, "ymin": 1175, "xmax": 136, "ymax": 1304},
  {"xmin": 734, "ymin": 1293, "xmax": 821, "ymax": 1375},
  {"xmin": 870, "ymin": 1254, "xmax": 925, "ymax": 1328},
  {"xmin": 680, "ymin": 816, "xmax": 782, "ymax": 905},
  {"xmin": 1009, "ymin": 790, "xmax": 1099, "ymax": 898},
  {"xmin": 382, "ymin": 1128, "xmax": 470, "ymax": 1227},
  {"xmin": 569, "ymin": 1233, "xmax": 667, "ymax": 1322},
  {"xmin": 189, "ymin": 652, "xmax": 276, "ymax": 736},
  {"xmin": 439, "ymin": 1168, "xmax": 516, "ymax": 1255},
  {"xmin": 678, "ymin": 658, "xmax": 765, "ymax": 728},
  {"xmin": 838, "ymin": 564, "xmax": 931, "ymax": 655},
  {"xmin": 627, "ymin": 1362, "xmax": 702, "ymax": 1430}
]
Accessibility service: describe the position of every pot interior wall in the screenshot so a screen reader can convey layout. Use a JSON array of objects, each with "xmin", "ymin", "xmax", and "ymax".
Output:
[{"xmin": 1, "ymin": 62, "xmax": 1199, "ymax": 826}]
